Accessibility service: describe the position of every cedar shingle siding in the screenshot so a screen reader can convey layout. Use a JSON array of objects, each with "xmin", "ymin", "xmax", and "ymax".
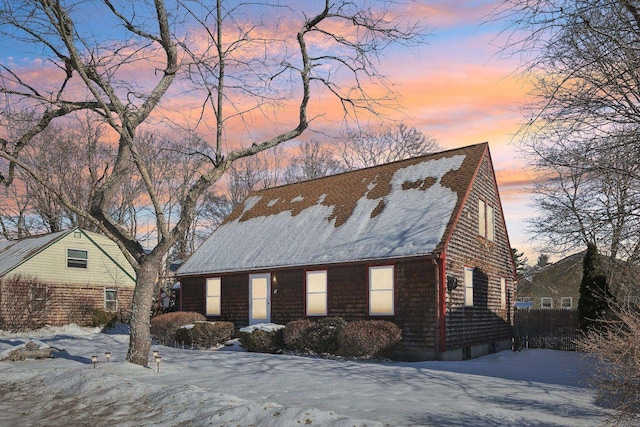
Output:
[{"xmin": 178, "ymin": 143, "xmax": 516, "ymax": 360}]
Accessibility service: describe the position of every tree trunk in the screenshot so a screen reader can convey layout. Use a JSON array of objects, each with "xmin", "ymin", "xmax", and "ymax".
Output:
[{"xmin": 126, "ymin": 256, "xmax": 163, "ymax": 367}]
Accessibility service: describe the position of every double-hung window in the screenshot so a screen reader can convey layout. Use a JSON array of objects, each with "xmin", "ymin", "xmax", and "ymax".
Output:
[
  {"xmin": 306, "ymin": 270, "xmax": 327, "ymax": 316},
  {"xmin": 478, "ymin": 200, "xmax": 495, "ymax": 242},
  {"xmin": 369, "ymin": 266, "xmax": 394, "ymax": 315},
  {"xmin": 67, "ymin": 248, "xmax": 88, "ymax": 268},
  {"xmin": 105, "ymin": 289, "xmax": 118, "ymax": 312},
  {"xmin": 206, "ymin": 278, "xmax": 221, "ymax": 316},
  {"xmin": 464, "ymin": 267, "xmax": 474, "ymax": 307}
]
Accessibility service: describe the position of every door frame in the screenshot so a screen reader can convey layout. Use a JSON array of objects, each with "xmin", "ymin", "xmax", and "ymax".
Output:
[{"xmin": 249, "ymin": 273, "xmax": 271, "ymax": 325}]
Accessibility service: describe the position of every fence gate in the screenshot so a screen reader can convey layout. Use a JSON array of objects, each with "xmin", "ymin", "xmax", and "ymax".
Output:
[{"xmin": 513, "ymin": 309, "xmax": 580, "ymax": 351}]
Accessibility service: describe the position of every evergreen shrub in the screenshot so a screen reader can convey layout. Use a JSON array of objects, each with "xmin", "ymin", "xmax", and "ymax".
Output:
[
  {"xmin": 282, "ymin": 319, "xmax": 314, "ymax": 352},
  {"xmin": 238, "ymin": 328, "xmax": 284, "ymax": 354},
  {"xmin": 304, "ymin": 317, "xmax": 347, "ymax": 354},
  {"xmin": 175, "ymin": 321, "xmax": 236, "ymax": 349}
]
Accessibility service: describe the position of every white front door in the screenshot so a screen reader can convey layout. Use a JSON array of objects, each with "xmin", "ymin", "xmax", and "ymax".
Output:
[{"xmin": 249, "ymin": 273, "xmax": 271, "ymax": 325}]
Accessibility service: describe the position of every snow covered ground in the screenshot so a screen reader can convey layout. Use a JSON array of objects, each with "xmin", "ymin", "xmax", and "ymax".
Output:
[{"xmin": 0, "ymin": 324, "xmax": 608, "ymax": 426}]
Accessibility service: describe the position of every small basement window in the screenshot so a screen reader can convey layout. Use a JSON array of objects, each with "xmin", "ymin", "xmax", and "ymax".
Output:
[
  {"xmin": 561, "ymin": 297, "xmax": 572, "ymax": 309},
  {"xmin": 67, "ymin": 248, "xmax": 88, "ymax": 269},
  {"xmin": 105, "ymin": 289, "xmax": 117, "ymax": 312},
  {"xmin": 541, "ymin": 297, "xmax": 553, "ymax": 309},
  {"xmin": 369, "ymin": 266, "xmax": 394, "ymax": 315}
]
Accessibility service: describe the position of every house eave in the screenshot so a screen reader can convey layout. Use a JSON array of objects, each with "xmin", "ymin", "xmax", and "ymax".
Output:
[{"xmin": 176, "ymin": 252, "xmax": 440, "ymax": 279}]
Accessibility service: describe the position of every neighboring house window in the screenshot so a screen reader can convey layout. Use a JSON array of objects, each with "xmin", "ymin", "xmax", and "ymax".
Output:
[
  {"xmin": 518, "ymin": 297, "xmax": 533, "ymax": 303},
  {"xmin": 306, "ymin": 270, "xmax": 327, "ymax": 316},
  {"xmin": 31, "ymin": 286, "xmax": 47, "ymax": 312},
  {"xmin": 478, "ymin": 199, "xmax": 495, "ymax": 241},
  {"xmin": 105, "ymin": 289, "xmax": 117, "ymax": 312},
  {"xmin": 561, "ymin": 297, "xmax": 573, "ymax": 309},
  {"xmin": 206, "ymin": 277, "xmax": 221, "ymax": 316},
  {"xmin": 369, "ymin": 266, "xmax": 394, "ymax": 315},
  {"xmin": 67, "ymin": 248, "xmax": 88, "ymax": 269},
  {"xmin": 500, "ymin": 278, "xmax": 506, "ymax": 309},
  {"xmin": 541, "ymin": 297, "xmax": 553, "ymax": 309},
  {"xmin": 478, "ymin": 200, "xmax": 486, "ymax": 237},
  {"xmin": 464, "ymin": 267, "xmax": 474, "ymax": 307}
]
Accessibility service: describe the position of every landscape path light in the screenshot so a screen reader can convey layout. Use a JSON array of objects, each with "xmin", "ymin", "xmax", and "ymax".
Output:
[
  {"xmin": 105, "ymin": 352, "xmax": 111, "ymax": 362},
  {"xmin": 91, "ymin": 355, "xmax": 98, "ymax": 369},
  {"xmin": 155, "ymin": 355, "xmax": 162, "ymax": 373}
]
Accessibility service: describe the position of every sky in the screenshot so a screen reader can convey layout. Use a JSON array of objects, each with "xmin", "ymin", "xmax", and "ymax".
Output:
[
  {"xmin": 0, "ymin": 324, "xmax": 608, "ymax": 425},
  {"xmin": 0, "ymin": 1, "xmax": 544, "ymax": 261}
]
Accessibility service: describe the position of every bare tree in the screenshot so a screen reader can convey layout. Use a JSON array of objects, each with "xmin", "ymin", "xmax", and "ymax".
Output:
[
  {"xmin": 495, "ymin": 1, "xmax": 640, "ymax": 258},
  {"xmin": 337, "ymin": 124, "xmax": 440, "ymax": 169},
  {"xmin": 0, "ymin": 0, "xmax": 424, "ymax": 366},
  {"xmin": 284, "ymin": 140, "xmax": 345, "ymax": 183}
]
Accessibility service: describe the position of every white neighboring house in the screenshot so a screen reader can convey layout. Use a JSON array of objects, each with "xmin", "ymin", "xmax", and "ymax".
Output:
[{"xmin": 0, "ymin": 227, "xmax": 136, "ymax": 327}]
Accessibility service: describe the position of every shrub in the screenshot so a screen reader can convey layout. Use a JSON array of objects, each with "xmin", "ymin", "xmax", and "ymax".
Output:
[
  {"xmin": 304, "ymin": 317, "xmax": 347, "ymax": 354},
  {"xmin": 0, "ymin": 276, "xmax": 53, "ymax": 332},
  {"xmin": 337, "ymin": 320, "xmax": 401, "ymax": 358},
  {"xmin": 238, "ymin": 328, "xmax": 284, "ymax": 354},
  {"xmin": 175, "ymin": 321, "xmax": 235, "ymax": 349},
  {"xmin": 283, "ymin": 319, "xmax": 314, "ymax": 352},
  {"xmin": 91, "ymin": 309, "xmax": 117, "ymax": 328},
  {"xmin": 150, "ymin": 311, "xmax": 205, "ymax": 345},
  {"xmin": 577, "ymin": 302, "xmax": 640, "ymax": 425}
]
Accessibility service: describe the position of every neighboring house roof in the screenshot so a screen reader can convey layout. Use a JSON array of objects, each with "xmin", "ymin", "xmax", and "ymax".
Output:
[
  {"xmin": 0, "ymin": 230, "xmax": 69, "ymax": 277},
  {"xmin": 179, "ymin": 143, "xmax": 488, "ymax": 276},
  {"xmin": 0, "ymin": 227, "xmax": 135, "ymax": 282}
]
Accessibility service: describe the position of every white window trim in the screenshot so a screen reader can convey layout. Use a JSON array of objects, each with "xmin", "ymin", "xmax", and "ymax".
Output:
[
  {"xmin": 561, "ymin": 297, "xmax": 573, "ymax": 309},
  {"xmin": 541, "ymin": 297, "xmax": 553, "ymax": 309},
  {"xmin": 206, "ymin": 277, "xmax": 222, "ymax": 316},
  {"xmin": 105, "ymin": 289, "xmax": 118, "ymax": 312},
  {"xmin": 478, "ymin": 200, "xmax": 486, "ymax": 237},
  {"xmin": 369, "ymin": 265, "xmax": 394, "ymax": 316},
  {"xmin": 487, "ymin": 205, "xmax": 495, "ymax": 242},
  {"xmin": 306, "ymin": 270, "xmax": 327, "ymax": 316},
  {"xmin": 464, "ymin": 266, "xmax": 474, "ymax": 307},
  {"xmin": 500, "ymin": 277, "xmax": 506, "ymax": 309},
  {"xmin": 67, "ymin": 248, "xmax": 88, "ymax": 269}
]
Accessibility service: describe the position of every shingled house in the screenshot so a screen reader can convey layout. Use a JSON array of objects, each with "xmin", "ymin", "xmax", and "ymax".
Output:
[{"xmin": 177, "ymin": 143, "xmax": 516, "ymax": 360}]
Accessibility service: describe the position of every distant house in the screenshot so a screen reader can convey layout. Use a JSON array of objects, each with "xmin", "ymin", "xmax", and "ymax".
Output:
[
  {"xmin": 177, "ymin": 143, "xmax": 516, "ymax": 360},
  {"xmin": 0, "ymin": 227, "xmax": 136, "ymax": 326},
  {"xmin": 517, "ymin": 251, "xmax": 640, "ymax": 309}
]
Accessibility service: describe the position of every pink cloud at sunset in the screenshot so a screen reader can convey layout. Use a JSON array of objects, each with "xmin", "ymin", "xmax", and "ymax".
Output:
[{"xmin": 0, "ymin": 0, "xmax": 543, "ymax": 259}]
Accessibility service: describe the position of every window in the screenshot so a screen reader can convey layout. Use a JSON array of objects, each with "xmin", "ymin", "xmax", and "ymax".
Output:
[
  {"xmin": 541, "ymin": 297, "xmax": 553, "ymax": 309},
  {"xmin": 464, "ymin": 267, "xmax": 474, "ymax": 307},
  {"xmin": 105, "ymin": 289, "xmax": 117, "ymax": 312},
  {"xmin": 500, "ymin": 278, "xmax": 506, "ymax": 309},
  {"xmin": 478, "ymin": 199, "xmax": 495, "ymax": 241},
  {"xmin": 369, "ymin": 266, "xmax": 394, "ymax": 315},
  {"xmin": 206, "ymin": 277, "xmax": 221, "ymax": 316},
  {"xmin": 487, "ymin": 205, "xmax": 495, "ymax": 242},
  {"xmin": 31, "ymin": 286, "xmax": 47, "ymax": 312},
  {"xmin": 306, "ymin": 270, "xmax": 327, "ymax": 316},
  {"xmin": 67, "ymin": 248, "xmax": 88, "ymax": 269},
  {"xmin": 561, "ymin": 297, "xmax": 573, "ymax": 309},
  {"xmin": 478, "ymin": 200, "xmax": 486, "ymax": 237}
]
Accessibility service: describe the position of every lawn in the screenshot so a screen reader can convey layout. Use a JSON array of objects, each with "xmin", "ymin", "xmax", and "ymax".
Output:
[{"xmin": 0, "ymin": 324, "xmax": 607, "ymax": 426}]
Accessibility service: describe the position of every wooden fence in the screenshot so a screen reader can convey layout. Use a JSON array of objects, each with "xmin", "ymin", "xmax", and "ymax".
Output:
[{"xmin": 513, "ymin": 308, "xmax": 580, "ymax": 351}]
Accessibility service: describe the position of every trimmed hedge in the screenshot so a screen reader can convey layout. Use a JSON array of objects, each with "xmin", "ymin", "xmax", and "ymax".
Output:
[
  {"xmin": 305, "ymin": 317, "xmax": 347, "ymax": 354},
  {"xmin": 150, "ymin": 311, "xmax": 205, "ymax": 345},
  {"xmin": 282, "ymin": 319, "xmax": 314, "ymax": 352},
  {"xmin": 238, "ymin": 329, "xmax": 284, "ymax": 354},
  {"xmin": 280, "ymin": 318, "xmax": 402, "ymax": 359},
  {"xmin": 337, "ymin": 320, "xmax": 401, "ymax": 358},
  {"xmin": 175, "ymin": 321, "xmax": 235, "ymax": 349},
  {"xmin": 91, "ymin": 309, "xmax": 117, "ymax": 328}
]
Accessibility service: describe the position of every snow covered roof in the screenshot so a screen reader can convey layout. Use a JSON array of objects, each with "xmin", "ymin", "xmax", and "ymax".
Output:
[
  {"xmin": 0, "ymin": 229, "xmax": 72, "ymax": 276},
  {"xmin": 178, "ymin": 143, "xmax": 488, "ymax": 276}
]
